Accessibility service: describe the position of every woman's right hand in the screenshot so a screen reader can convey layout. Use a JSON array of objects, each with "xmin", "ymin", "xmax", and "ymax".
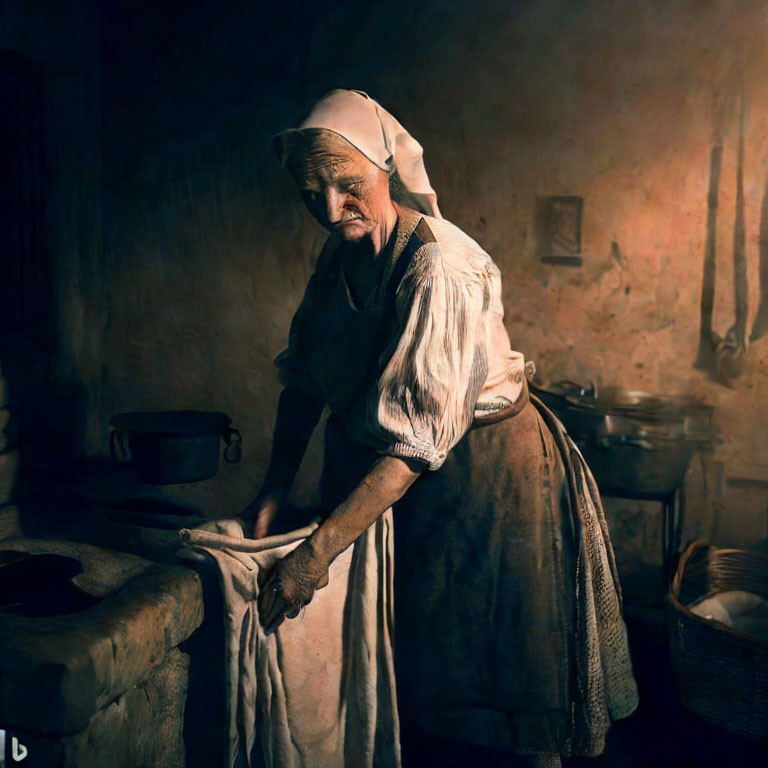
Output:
[{"xmin": 242, "ymin": 487, "xmax": 286, "ymax": 539}]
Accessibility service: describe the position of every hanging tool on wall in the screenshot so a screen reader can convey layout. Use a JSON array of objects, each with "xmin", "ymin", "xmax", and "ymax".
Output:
[
  {"xmin": 749, "ymin": 176, "xmax": 768, "ymax": 341},
  {"xmin": 693, "ymin": 103, "xmax": 723, "ymax": 373},
  {"xmin": 716, "ymin": 84, "xmax": 748, "ymax": 378},
  {"xmin": 695, "ymin": 83, "xmax": 748, "ymax": 381}
]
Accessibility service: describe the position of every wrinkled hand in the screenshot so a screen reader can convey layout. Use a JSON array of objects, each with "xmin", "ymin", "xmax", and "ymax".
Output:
[{"xmin": 257, "ymin": 540, "xmax": 330, "ymax": 634}]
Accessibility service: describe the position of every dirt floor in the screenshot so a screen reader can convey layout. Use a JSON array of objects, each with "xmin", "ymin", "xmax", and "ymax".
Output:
[{"xmin": 401, "ymin": 604, "xmax": 768, "ymax": 767}]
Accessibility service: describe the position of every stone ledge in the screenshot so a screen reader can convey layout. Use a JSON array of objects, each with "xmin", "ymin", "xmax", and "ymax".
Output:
[
  {"xmin": 2, "ymin": 647, "xmax": 189, "ymax": 768},
  {"xmin": 0, "ymin": 539, "xmax": 203, "ymax": 733}
]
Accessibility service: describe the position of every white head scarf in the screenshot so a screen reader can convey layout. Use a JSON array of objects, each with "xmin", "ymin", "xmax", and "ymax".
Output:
[{"xmin": 274, "ymin": 89, "xmax": 441, "ymax": 218}]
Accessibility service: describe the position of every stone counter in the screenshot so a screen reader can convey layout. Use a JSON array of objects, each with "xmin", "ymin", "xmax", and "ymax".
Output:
[{"xmin": 0, "ymin": 539, "xmax": 204, "ymax": 767}]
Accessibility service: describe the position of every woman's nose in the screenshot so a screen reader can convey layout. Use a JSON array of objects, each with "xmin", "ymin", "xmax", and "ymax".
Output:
[{"xmin": 323, "ymin": 188, "xmax": 346, "ymax": 224}]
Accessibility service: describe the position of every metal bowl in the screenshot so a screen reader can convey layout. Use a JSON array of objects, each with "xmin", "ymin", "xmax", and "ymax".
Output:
[{"xmin": 533, "ymin": 381, "xmax": 718, "ymax": 498}]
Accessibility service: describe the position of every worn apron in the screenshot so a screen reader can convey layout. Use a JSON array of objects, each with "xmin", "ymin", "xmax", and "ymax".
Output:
[{"xmin": 320, "ymin": 380, "xmax": 578, "ymax": 756}]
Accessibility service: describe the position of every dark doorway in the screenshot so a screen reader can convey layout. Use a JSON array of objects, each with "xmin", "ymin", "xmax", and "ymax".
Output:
[{"xmin": 0, "ymin": 50, "xmax": 45, "ymax": 342}]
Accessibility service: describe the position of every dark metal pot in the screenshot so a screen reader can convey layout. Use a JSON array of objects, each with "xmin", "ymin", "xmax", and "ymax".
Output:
[
  {"xmin": 580, "ymin": 434, "xmax": 696, "ymax": 499},
  {"xmin": 108, "ymin": 411, "xmax": 242, "ymax": 485},
  {"xmin": 532, "ymin": 381, "xmax": 719, "ymax": 499}
]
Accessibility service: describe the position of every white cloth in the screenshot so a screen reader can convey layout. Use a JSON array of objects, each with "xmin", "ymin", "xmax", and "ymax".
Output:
[
  {"xmin": 187, "ymin": 515, "xmax": 400, "ymax": 768},
  {"xmin": 690, "ymin": 590, "xmax": 768, "ymax": 639},
  {"xmin": 274, "ymin": 89, "xmax": 441, "ymax": 218}
]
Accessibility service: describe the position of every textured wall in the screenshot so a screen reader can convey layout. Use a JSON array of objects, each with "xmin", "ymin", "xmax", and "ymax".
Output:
[
  {"xmin": 0, "ymin": 0, "xmax": 103, "ymax": 466},
  {"xmin": 92, "ymin": 0, "xmax": 768, "ymax": 545}
]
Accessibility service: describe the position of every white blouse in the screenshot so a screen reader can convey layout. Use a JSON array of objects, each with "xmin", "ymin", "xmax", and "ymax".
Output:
[{"xmin": 275, "ymin": 206, "xmax": 526, "ymax": 470}]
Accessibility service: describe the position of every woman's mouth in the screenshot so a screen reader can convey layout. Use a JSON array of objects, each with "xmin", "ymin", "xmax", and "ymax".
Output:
[{"xmin": 335, "ymin": 215, "xmax": 362, "ymax": 228}]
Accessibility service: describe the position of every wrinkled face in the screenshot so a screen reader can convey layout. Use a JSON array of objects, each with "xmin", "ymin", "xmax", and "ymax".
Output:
[{"xmin": 290, "ymin": 135, "xmax": 393, "ymax": 241}]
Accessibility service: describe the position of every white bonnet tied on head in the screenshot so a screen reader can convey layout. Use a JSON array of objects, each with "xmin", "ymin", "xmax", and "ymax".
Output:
[{"xmin": 274, "ymin": 89, "xmax": 442, "ymax": 218}]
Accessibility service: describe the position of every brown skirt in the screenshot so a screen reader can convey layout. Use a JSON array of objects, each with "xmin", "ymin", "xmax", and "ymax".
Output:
[{"xmin": 319, "ymin": 388, "xmax": 637, "ymax": 757}]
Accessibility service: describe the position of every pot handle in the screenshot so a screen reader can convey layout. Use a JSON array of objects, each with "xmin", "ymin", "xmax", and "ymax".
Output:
[
  {"xmin": 597, "ymin": 434, "xmax": 656, "ymax": 451},
  {"xmin": 110, "ymin": 429, "xmax": 132, "ymax": 468},
  {"xmin": 223, "ymin": 427, "xmax": 243, "ymax": 464},
  {"xmin": 555, "ymin": 379, "xmax": 597, "ymax": 399}
]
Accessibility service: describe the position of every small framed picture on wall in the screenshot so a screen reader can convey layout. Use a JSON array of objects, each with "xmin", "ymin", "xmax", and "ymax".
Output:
[{"xmin": 539, "ymin": 195, "xmax": 583, "ymax": 266}]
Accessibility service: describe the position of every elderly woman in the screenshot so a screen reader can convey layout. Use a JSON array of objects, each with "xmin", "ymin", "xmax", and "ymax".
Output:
[{"xmin": 247, "ymin": 89, "xmax": 638, "ymax": 766}]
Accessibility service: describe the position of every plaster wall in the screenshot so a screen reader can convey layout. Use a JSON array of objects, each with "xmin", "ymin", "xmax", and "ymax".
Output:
[{"xmin": 95, "ymin": 0, "xmax": 768, "ymax": 546}]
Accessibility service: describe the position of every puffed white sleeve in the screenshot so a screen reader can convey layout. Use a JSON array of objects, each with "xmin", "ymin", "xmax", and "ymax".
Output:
[{"xmin": 368, "ymin": 243, "xmax": 490, "ymax": 470}]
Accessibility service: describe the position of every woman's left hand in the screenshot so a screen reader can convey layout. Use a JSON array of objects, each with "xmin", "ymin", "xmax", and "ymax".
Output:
[{"xmin": 257, "ymin": 541, "xmax": 330, "ymax": 634}]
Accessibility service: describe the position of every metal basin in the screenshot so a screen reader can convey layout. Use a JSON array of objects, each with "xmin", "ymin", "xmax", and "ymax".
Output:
[
  {"xmin": 580, "ymin": 435, "xmax": 696, "ymax": 498},
  {"xmin": 533, "ymin": 381, "xmax": 718, "ymax": 498}
]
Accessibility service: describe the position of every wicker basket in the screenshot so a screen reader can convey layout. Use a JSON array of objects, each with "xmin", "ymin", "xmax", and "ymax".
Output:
[{"xmin": 666, "ymin": 540, "xmax": 768, "ymax": 740}]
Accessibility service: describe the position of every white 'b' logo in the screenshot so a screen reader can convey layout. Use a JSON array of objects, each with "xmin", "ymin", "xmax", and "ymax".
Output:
[{"xmin": 11, "ymin": 737, "xmax": 27, "ymax": 762}]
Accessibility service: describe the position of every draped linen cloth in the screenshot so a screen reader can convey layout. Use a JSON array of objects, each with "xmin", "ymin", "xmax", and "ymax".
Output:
[
  {"xmin": 185, "ymin": 516, "xmax": 400, "ymax": 768},
  {"xmin": 531, "ymin": 396, "xmax": 639, "ymax": 756}
]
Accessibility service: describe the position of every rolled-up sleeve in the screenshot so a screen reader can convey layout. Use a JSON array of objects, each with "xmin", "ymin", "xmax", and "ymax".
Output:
[{"xmin": 369, "ymin": 243, "xmax": 490, "ymax": 470}]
